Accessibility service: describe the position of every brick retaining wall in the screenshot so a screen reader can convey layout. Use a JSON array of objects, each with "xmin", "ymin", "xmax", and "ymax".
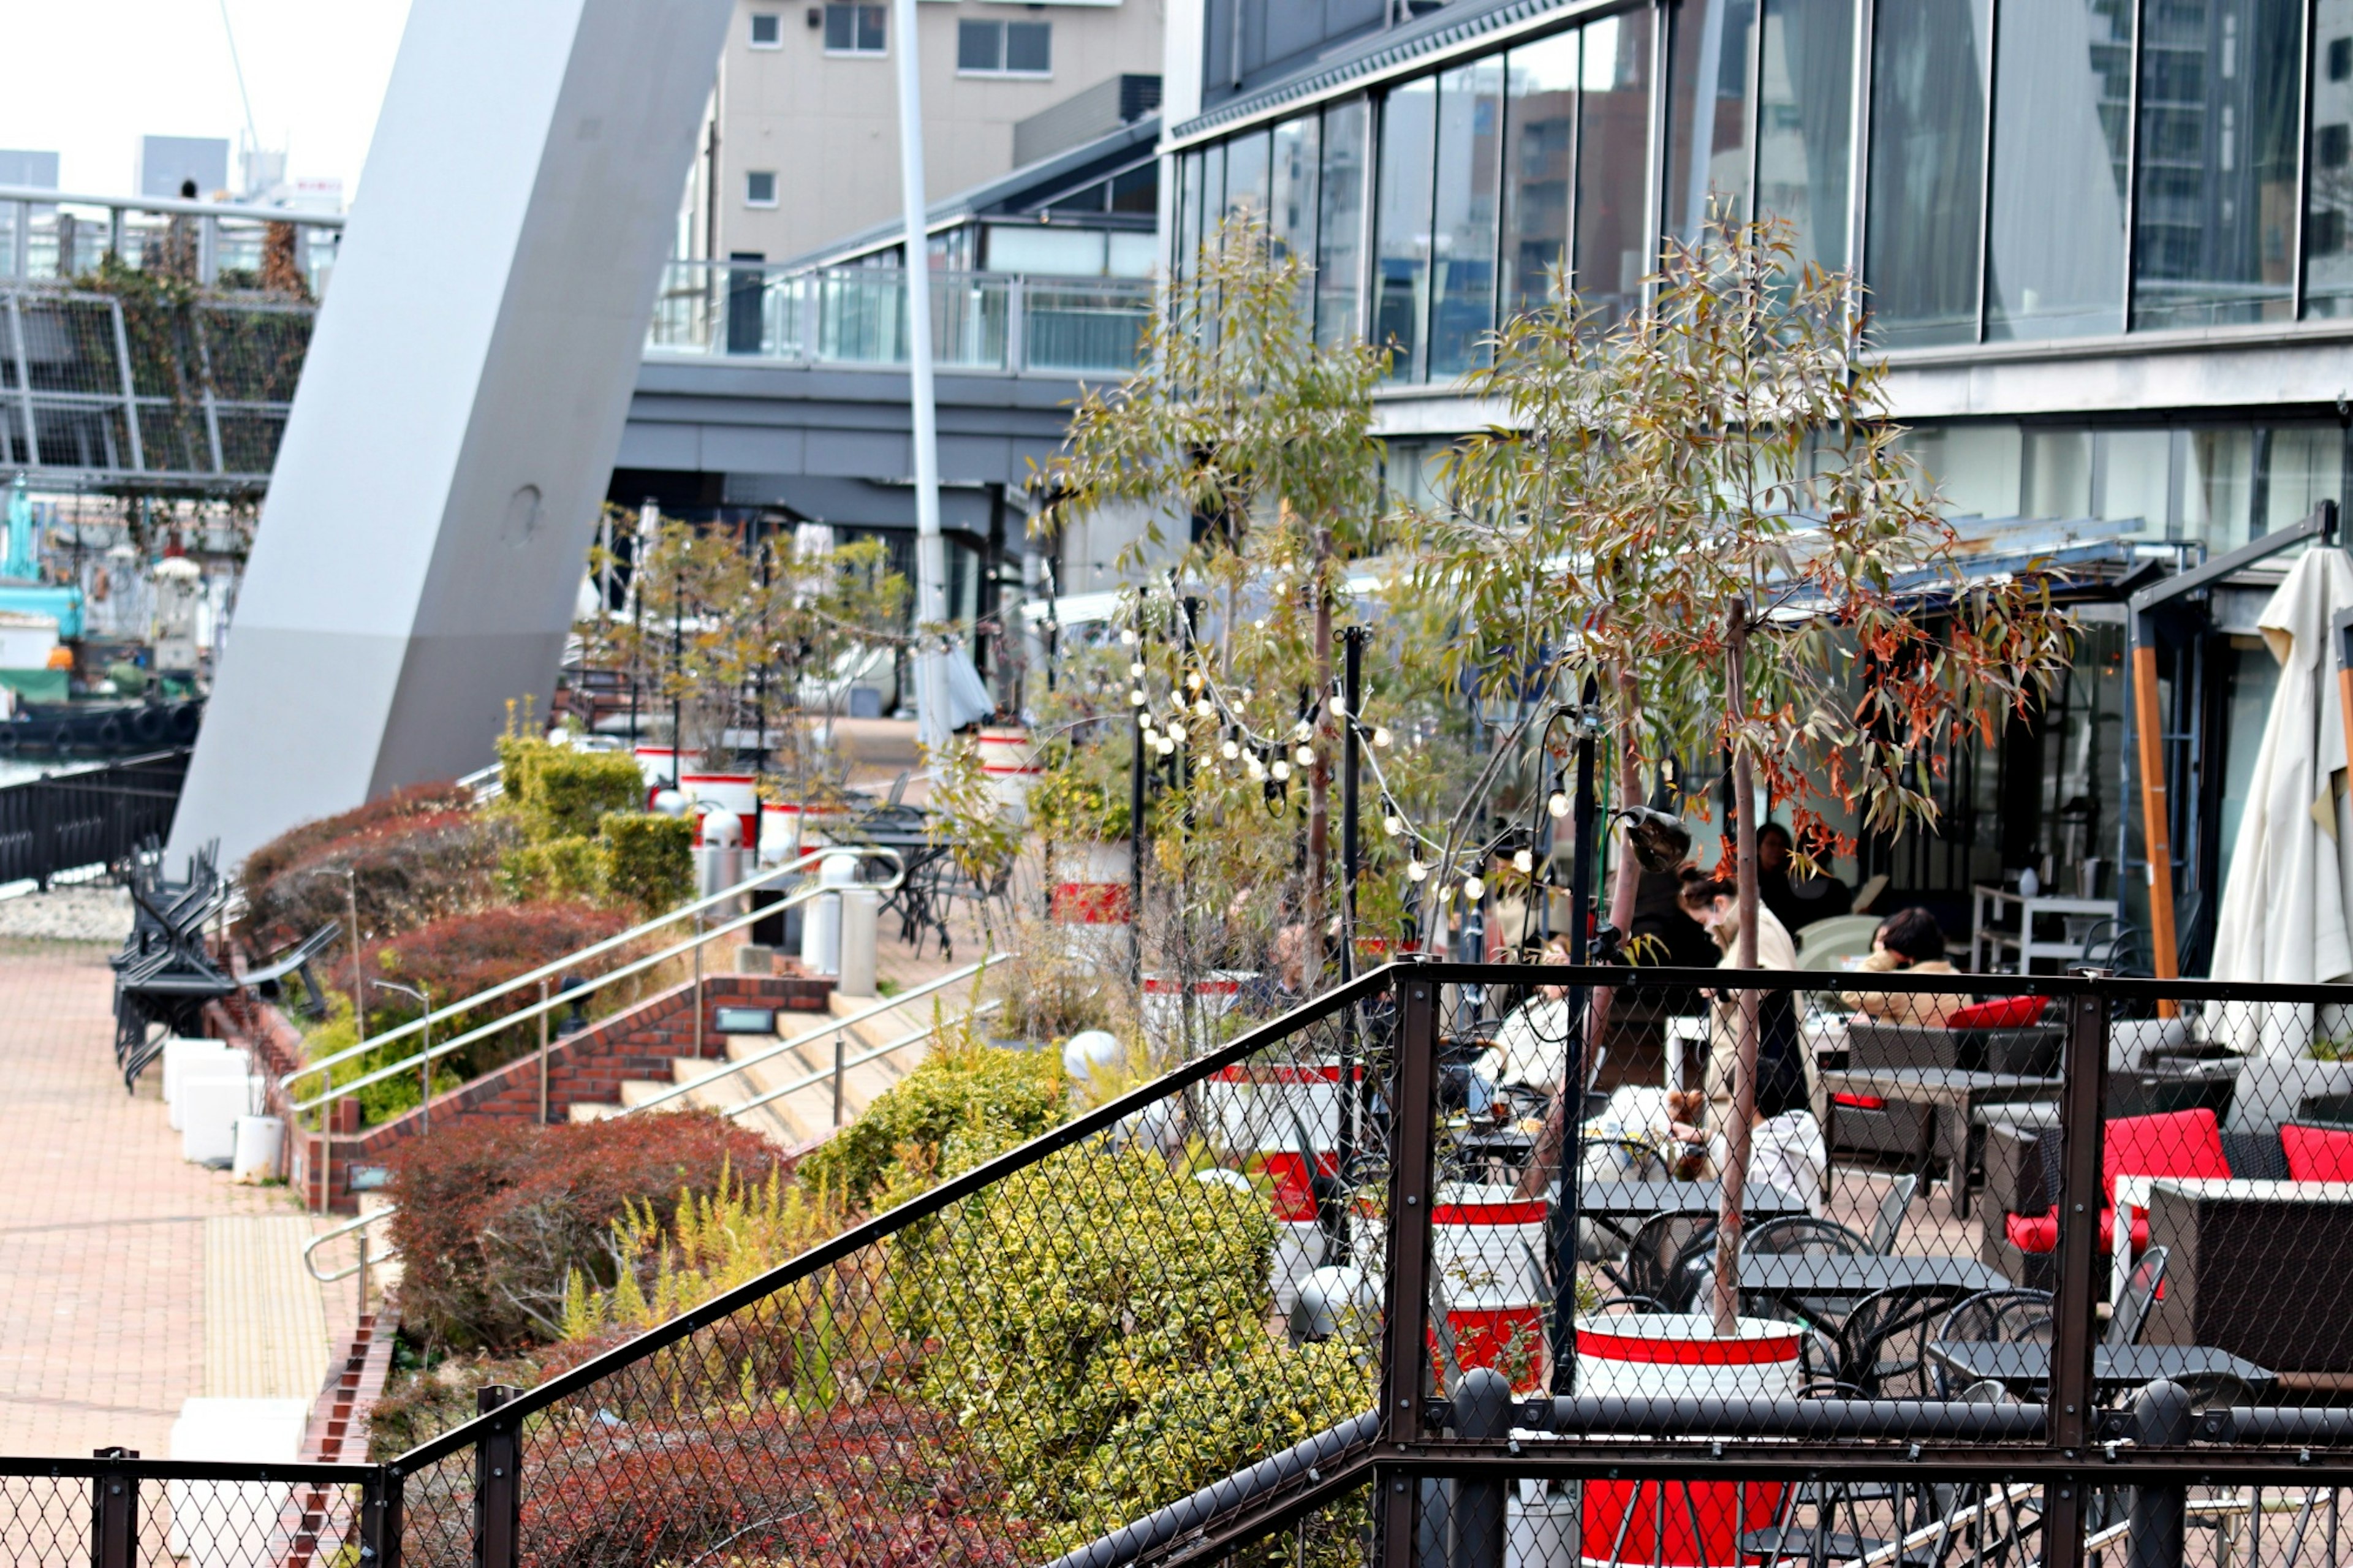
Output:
[{"xmin": 207, "ymin": 973, "xmax": 832, "ymax": 1213}]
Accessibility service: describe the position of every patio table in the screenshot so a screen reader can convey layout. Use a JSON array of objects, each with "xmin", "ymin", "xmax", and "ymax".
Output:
[
  {"xmin": 1739, "ymin": 1252, "xmax": 2007, "ymax": 1316},
  {"xmin": 1580, "ymin": 1179, "xmax": 1809, "ymax": 1252},
  {"xmin": 835, "ymin": 817, "xmax": 953, "ymax": 953},
  {"xmin": 1926, "ymin": 1339, "xmax": 2275, "ymax": 1398},
  {"xmin": 1814, "ymin": 1067, "xmax": 2059, "ymax": 1217}
]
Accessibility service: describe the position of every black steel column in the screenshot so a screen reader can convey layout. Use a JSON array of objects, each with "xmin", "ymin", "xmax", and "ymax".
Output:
[
  {"xmin": 363, "ymin": 1464, "xmax": 406, "ymax": 1568},
  {"xmin": 1545, "ymin": 702, "xmax": 1598, "ymax": 1393},
  {"xmin": 2044, "ymin": 987, "xmax": 2112, "ymax": 1568},
  {"xmin": 1450, "ymin": 1369, "xmax": 1513, "ymax": 1568},
  {"xmin": 1341, "ymin": 626, "xmax": 1366, "ymax": 980},
  {"xmin": 88, "ymin": 1447, "xmax": 135, "ymax": 1568},
  {"xmin": 473, "ymin": 1384, "xmax": 521, "ymax": 1568},
  {"xmin": 1379, "ymin": 972, "xmax": 1441, "ymax": 1568},
  {"xmin": 2127, "ymin": 1381, "xmax": 2194, "ymax": 1568}
]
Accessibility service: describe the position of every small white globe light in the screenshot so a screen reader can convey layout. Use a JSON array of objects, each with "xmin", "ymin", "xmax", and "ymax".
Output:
[{"xmin": 1547, "ymin": 792, "xmax": 1570, "ymax": 819}]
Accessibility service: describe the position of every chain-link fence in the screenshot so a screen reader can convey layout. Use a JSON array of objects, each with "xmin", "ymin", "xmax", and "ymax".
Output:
[
  {"xmin": 0, "ymin": 1456, "xmax": 376, "ymax": 1568},
  {"xmin": 6, "ymin": 961, "xmax": 2353, "ymax": 1567}
]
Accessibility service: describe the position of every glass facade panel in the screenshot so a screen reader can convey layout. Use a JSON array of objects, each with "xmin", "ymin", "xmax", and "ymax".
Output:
[
  {"xmin": 1376, "ymin": 77, "xmax": 1439, "ymax": 379},
  {"xmin": 2025, "ymin": 429, "xmax": 2095, "ymax": 517},
  {"xmin": 1575, "ymin": 12, "xmax": 1656, "ymax": 331},
  {"xmin": 1502, "ymin": 31, "xmax": 1579, "ymax": 320},
  {"xmin": 2258, "ymin": 425, "xmax": 2343, "ymax": 532},
  {"xmin": 1903, "ymin": 422, "xmax": 2020, "ymax": 517},
  {"xmin": 2182, "ymin": 426, "xmax": 2256, "ymax": 551},
  {"xmin": 2097, "ymin": 428, "xmax": 2174, "ymax": 537},
  {"xmin": 1985, "ymin": 0, "xmax": 2135, "ymax": 341},
  {"xmin": 2307, "ymin": 7, "xmax": 2353, "ymax": 313},
  {"xmin": 1430, "ymin": 59, "xmax": 1505, "ymax": 377},
  {"xmin": 1756, "ymin": 0, "xmax": 1854, "ymax": 274},
  {"xmin": 1666, "ymin": 0, "xmax": 1756, "ymax": 249},
  {"xmin": 1173, "ymin": 150, "xmax": 1202, "ymax": 285},
  {"xmin": 1317, "ymin": 98, "xmax": 1370, "ymax": 349},
  {"xmin": 1199, "ymin": 141, "xmax": 1226, "ymax": 257},
  {"xmin": 1270, "ymin": 115, "xmax": 1320, "ymax": 265},
  {"xmin": 1222, "ymin": 129, "xmax": 1273, "ymax": 233},
  {"xmin": 1865, "ymin": 0, "xmax": 1989, "ymax": 347},
  {"xmin": 2134, "ymin": 0, "xmax": 2300, "ymax": 328}
]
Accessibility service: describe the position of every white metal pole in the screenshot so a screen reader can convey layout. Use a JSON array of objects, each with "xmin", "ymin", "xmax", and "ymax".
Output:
[{"xmin": 892, "ymin": 0, "xmax": 952, "ymax": 746}]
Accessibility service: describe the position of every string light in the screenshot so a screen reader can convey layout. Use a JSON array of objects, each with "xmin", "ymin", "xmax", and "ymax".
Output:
[
  {"xmin": 1194, "ymin": 697, "xmax": 1214, "ymax": 718},
  {"xmin": 1547, "ymin": 791, "xmax": 1570, "ymax": 818},
  {"xmin": 1373, "ymin": 727, "xmax": 1393, "ymax": 749},
  {"xmin": 1271, "ymin": 759, "xmax": 1292, "ymax": 782},
  {"xmin": 1293, "ymin": 744, "xmax": 1314, "ymax": 767},
  {"xmin": 1246, "ymin": 755, "xmax": 1267, "ymax": 780},
  {"xmin": 1129, "ymin": 689, "xmax": 1146, "ymax": 706},
  {"xmin": 1332, "ymin": 695, "xmax": 1349, "ymax": 718},
  {"xmin": 1120, "ymin": 627, "xmax": 1137, "ymax": 645},
  {"xmin": 1383, "ymin": 813, "xmax": 1403, "ymax": 836},
  {"xmin": 1156, "ymin": 735, "xmax": 1176, "ymax": 756},
  {"xmin": 1512, "ymin": 849, "xmax": 1534, "ymax": 874},
  {"xmin": 1129, "ymin": 661, "xmax": 1146, "ymax": 678},
  {"xmin": 1463, "ymin": 875, "xmax": 1485, "ymax": 902},
  {"xmin": 1293, "ymin": 720, "xmax": 1313, "ymax": 743},
  {"xmin": 1221, "ymin": 740, "xmax": 1240, "ymax": 760},
  {"xmin": 1408, "ymin": 858, "xmax": 1428, "ymax": 881}
]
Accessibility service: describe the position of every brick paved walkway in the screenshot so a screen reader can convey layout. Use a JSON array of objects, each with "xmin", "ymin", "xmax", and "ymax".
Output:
[{"xmin": 0, "ymin": 941, "xmax": 339, "ymax": 1459}]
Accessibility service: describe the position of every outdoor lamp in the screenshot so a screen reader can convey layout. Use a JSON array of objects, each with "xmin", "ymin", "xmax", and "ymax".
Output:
[
  {"xmin": 1121, "ymin": 627, "xmax": 1137, "ymax": 645},
  {"xmin": 1408, "ymin": 858, "xmax": 1428, "ymax": 881},
  {"xmin": 1221, "ymin": 740, "xmax": 1240, "ymax": 760},
  {"xmin": 1157, "ymin": 736, "xmax": 1176, "ymax": 756},
  {"xmin": 1294, "ymin": 744, "xmax": 1314, "ymax": 767},
  {"xmin": 1271, "ymin": 759, "xmax": 1292, "ymax": 781},
  {"xmin": 1129, "ymin": 661, "xmax": 1145, "ymax": 678},
  {"xmin": 1194, "ymin": 697, "xmax": 1214, "ymax": 718},
  {"xmin": 1293, "ymin": 719, "xmax": 1313, "ymax": 743},
  {"xmin": 1512, "ymin": 849, "xmax": 1533, "ymax": 874},
  {"xmin": 1373, "ymin": 727, "xmax": 1392, "ymax": 748},
  {"xmin": 1383, "ymin": 814, "xmax": 1403, "ymax": 836},
  {"xmin": 1129, "ymin": 689, "xmax": 1145, "ymax": 706},
  {"xmin": 1463, "ymin": 876, "xmax": 1485, "ymax": 901},
  {"xmin": 1547, "ymin": 791, "xmax": 1570, "ymax": 819}
]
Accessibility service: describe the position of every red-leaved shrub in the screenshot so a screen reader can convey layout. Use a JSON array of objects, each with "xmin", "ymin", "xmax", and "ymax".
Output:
[
  {"xmin": 388, "ymin": 1112, "xmax": 783, "ymax": 1350},
  {"xmin": 241, "ymin": 784, "xmax": 511, "ymax": 954},
  {"xmin": 344, "ymin": 901, "xmax": 638, "ymax": 1072}
]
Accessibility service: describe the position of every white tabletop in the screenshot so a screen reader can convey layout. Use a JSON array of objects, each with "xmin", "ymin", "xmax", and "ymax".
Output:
[{"xmin": 2111, "ymin": 1176, "xmax": 2353, "ymax": 1301}]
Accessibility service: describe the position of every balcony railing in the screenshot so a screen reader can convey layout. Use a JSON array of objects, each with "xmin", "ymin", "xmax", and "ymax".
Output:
[{"xmin": 645, "ymin": 257, "xmax": 1153, "ymax": 376}]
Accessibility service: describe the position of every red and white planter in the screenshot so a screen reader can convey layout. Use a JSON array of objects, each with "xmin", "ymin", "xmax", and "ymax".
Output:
[
  {"xmin": 976, "ymin": 724, "xmax": 1042, "ymax": 822},
  {"xmin": 633, "ymin": 745, "xmax": 682, "ymax": 808},
  {"xmin": 1202, "ymin": 1059, "xmax": 1357, "ymax": 1314},
  {"xmin": 679, "ymin": 772, "xmax": 758, "ymax": 848},
  {"xmin": 1049, "ymin": 841, "xmax": 1133, "ymax": 925},
  {"xmin": 757, "ymin": 801, "xmax": 846, "ymax": 865},
  {"xmin": 1431, "ymin": 1183, "xmax": 1552, "ymax": 1393},
  {"xmin": 1577, "ymin": 1316, "xmax": 1802, "ymax": 1567},
  {"xmin": 1140, "ymin": 971, "xmax": 1254, "ymax": 1051}
]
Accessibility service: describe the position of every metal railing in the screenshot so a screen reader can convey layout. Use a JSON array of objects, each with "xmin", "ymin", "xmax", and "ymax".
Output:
[
  {"xmin": 0, "ymin": 183, "xmax": 344, "ymax": 292},
  {"xmin": 644, "ymin": 258, "xmax": 1153, "ymax": 376},
  {"xmin": 727, "ymin": 996, "xmax": 1002, "ymax": 1123},
  {"xmin": 627, "ymin": 951, "xmax": 1007, "ymax": 1121},
  {"xmin": 0, "ymin": 749, "xmax": 188, "ymax": 888},
  {"xmin": 278, "ymin": 844, "xmax": 898, "ymax": 1106}
]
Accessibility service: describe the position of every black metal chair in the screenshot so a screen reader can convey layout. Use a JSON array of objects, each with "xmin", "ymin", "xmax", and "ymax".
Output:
[
  {"xmin": 1835, "ymin": 1284, "xmax": 1984, "ymax": 1398},
  {"xmin": 1615, "ymin": 1211, "xmax": 1716, "ymax": 1312},
  {"xmin": 1930, "ymin": 1288, "xmax": 2055, "ymax": 1398}
]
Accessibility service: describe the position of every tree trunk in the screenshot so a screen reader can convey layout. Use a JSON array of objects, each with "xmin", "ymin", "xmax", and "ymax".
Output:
[
  {"xmin": 1585, "ymin": 667, "xmax": 1646, "ymax": 1058},
  {"xmin": 1304, "ymin": 525, "xmax": 1334, "ymax": 995},
  {"xmin": 1710, "ymin": 602, "xmax": 1763, "ymax": 1338}
]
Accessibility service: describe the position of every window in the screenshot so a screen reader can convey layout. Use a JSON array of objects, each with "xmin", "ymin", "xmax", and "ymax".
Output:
[
  {"xmin": 1665, "ymin": 0, "xmax": 1756, "ymax": 248},
  {"xmin": 749, "ymin": 12, "xmax": 781, "ymax": 46},
  {"xmin": 957, "ymin": 18, "xmax": 1051, "ymax": 75},
  {"xmin": 1316, "ymin": 98, "xmax": 1369, "ymax": 348},
  {"xmin": 1374, "ymin": 77, "xmax": 1437, "ymax": 380},
  {"xmin": 1757, "ymin": 0, "xmax": 1856, "ymax": 275},
  {"xmin": 2324, "ymin": 124, "xmax": 2353, "ymax": 168},
  {"xmin": 1865, "ymin": 0, "xmax": 1988, "ymax": 347},
  {"xmin": 1428, "ymin": 58, "xmax": 1503, "ymax": 377},
  {"xmin": 2333, "ymin": 37, "xmax": 2352, "ymax": 81},
  {"xmin": 1572, "ymin": 12, "xmax": 1653, "ymax": 333},
  {"xmin": 1501, "ymin": 29, "xmax": 1577, "ymax": 320},
  {"xmin": 745, "ymin": 170, "xmax": 778, "ymax": 206},
  {"xmin": 824, "ymin": 3, "xmax": 884, "ymax": 55}
]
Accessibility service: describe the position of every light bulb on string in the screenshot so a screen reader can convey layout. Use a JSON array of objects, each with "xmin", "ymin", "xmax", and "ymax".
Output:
[
  {"xmin": 1408, "ymin": 858, "xmax": 1428, "ymax": 882},
  {"xmin": 1194, "ymin": 698, "xmax": 1214, "ymax": 718},
  {"xmin": 1157, "ymin": 735, "xmax": 1176, "ymax": 756},
  {"xmin": 1373, "ymin": 727, "xmax": 1392, "ymax": 749},
  {"xmin": 1332, "ymin": 695, "xmax": 1349, "ymax": 718},
  {"xmin": 1271, "ymin": 759, "xmax": 1292, "ymax": 782},
  {"xmin": 1129, "ymin": 661, "xmax": 1146, "ymax": 678},
  {"xmin": 1383, "ymin": 813, "xmax": 1403, "ymax": 836},
  {"xmin": 1140, "ymin": 722, "xmax": 1158, "ymax": 744},
  {"xmin": 1547, "ymin": 792, "xmax": 1570, "ymax": 819},
  {"xmin": 1129, "ymin": 689, "xmax": 1146, "ymax": 707},
  {"xmin": 1120, "ymin": 627, "xmax": 1137, "ymax": 645},
  {"xmin": 1293, "ymin": 720, "xmax": 1313, "ymax": 743},
  {"xmin": 1246, "ymin": 755, "xmax": 1267, "ymax": 780},
  {"xmin": 1221, "ymin": 740, "xmax": 1240, "ymax": 761},
  {"xmin": 1512, "ymin": 849, "xmax": 1534, "ymax": 874},
  {"xmin": 1463, "ymin": 876, "xmax": 1485, "ymax": 902},
  {"xmin": 1294, "ymin": 744, "xmax": 1314, "ymax": 767}
]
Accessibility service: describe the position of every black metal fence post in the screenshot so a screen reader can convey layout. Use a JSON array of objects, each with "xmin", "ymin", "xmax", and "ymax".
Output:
[
  {"xmin": 364, "ymin": 1462, "xmax": 405, "ymax": 1568},
  {"xmin": 2044, "ymin": 984, "xmax": 2112, "ymax": 1568},
  {"xmin": 87, "ymin": 1447, "xmax": 135, "ymax": 1568},
  {"xmin": 1380, "ymin": 970, "xmax": 1441, "ymax": 1567},
  {"xmin": 1450, "ymin": 1368, "xmax": 1513, "ymax": 1568},
  {"xmin": 2126, "ymin": 1380, "xmax": 2194, "ymax": 1568},
  {"xmin": 473, "ymin": 1384, "xmax": 521, "ymax": 1568}
]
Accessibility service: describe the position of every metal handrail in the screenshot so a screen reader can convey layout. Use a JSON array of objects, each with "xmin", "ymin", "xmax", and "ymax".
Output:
[
  {"xmin": 627, "ymin": 953, "xmax": 1009, "ymax": 1115},
  {"xmin": 279, "ymin": 844, "xmax": 899, "ymax": 1092},
  {"xmin": 286, "ymin": 857, "xmax": 903, "ymax": 1119},
  {"xmin": 300, "ymin": 1206, "xmax": 395, "ymax": 1285},
  {"xmin": 724, "ymin": 998, "xmax": 1002, "ymax": 1119}
]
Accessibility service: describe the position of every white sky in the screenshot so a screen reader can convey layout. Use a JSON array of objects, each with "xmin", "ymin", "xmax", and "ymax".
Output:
[{"xmin": 0, "ymin": 0, "xmax": 411, "ymax": 200}]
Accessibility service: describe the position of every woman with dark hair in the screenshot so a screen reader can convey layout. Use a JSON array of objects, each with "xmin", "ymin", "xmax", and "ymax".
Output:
[
  {"xmin": 1675, "ymin": 875, "xmax": 1809, "ymax": 1123},
  {"xmin": 1840, "ymin": 906, "xmax": 1964, "ymax": 1026}
]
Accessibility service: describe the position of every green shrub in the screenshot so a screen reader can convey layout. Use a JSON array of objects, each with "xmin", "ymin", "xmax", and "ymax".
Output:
[
  {"xmin": 500, "ymin": 737, "xmax": 644, "ymax": 842},
  {"xmin": 797, "ymin": 1034, "xmax": 1066, "ymax": 1208},
  {"xmin": 1029, "ymin": 747, "xmax": 1131, "ymax": 843},
  {"xmin": 898, "ymin": 1147, "xmax": 1370, "ymax": 1553},
  {"xmin": 499, "ymin": 833, "xmax": 609, "ymax": 903},
  {"xmin": 598, "ymin": 812, "xmax": 692, "ymax": 913}
]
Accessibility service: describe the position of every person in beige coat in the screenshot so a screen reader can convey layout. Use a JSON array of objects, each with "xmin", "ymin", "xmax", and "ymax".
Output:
[
  {"xmin": 1839, "ymin": 907, "xmax": 1965, "ymax": 1027},
  {"xmin": 1673, "ymin": 876, "xmax": 1816, "ymax": 1151}
]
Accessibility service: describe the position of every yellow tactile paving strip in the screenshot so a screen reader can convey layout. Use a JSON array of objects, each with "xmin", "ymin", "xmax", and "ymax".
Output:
[{"xmin": 202, "ymin": 1216, "xmax": 330, "ymax": 1401}]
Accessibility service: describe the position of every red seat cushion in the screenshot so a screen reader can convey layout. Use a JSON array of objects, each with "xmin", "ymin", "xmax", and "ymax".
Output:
[
  {"xmin": 2282, "ymin": 1123, "xmax": 2353, "ymax": 1182},
  {"xmin": 2004, "ymin": 1207, "xmax": 2148, "ymax": 1254},
  {"xmin": 2102, "ymin": 1108, "xmax": 2230, "ymax": 1202},
  {"xmin": 1832, "ymin": 1092, "xmax": 1887, "ymax": 1110},
  {"xmin": 1946, "ymin": 996, "xmax": 2048, "ymax": 1029}
]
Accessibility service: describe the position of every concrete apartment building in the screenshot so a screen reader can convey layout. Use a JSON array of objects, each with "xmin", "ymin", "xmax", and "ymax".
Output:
[{"xmin": 688, "ymin": 0, "xmax": 1165, "ymax": 265}]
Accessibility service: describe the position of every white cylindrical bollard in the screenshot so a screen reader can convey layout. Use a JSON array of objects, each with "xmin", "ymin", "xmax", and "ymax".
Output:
[
  {"xmin": 837, "ymin": 888, "xmax": 879, "ymax": 997},
  {"xmin": 801, "ymin": 892, "xmax": 843, "ymax": 975}
]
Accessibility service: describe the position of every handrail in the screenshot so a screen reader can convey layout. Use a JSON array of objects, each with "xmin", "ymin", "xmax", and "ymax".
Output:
[
  {"xmin": 279, "ymin": 844, "xmax": 898, "ymax": 1091},
  {"xmin": 627, "ymin": 953, "xmax": 1009, "ymax": 1115},
  {"xmin": 724, "ymin": 998, "xmax": 1002, "ymax": 1119},
  {"xmin": 300, "ymin": 1206, "xmax": 396, "ymax": 1285},
  {"xmin": 286, "ymin": 857, "xmax": 901, "ymax": 1118}
]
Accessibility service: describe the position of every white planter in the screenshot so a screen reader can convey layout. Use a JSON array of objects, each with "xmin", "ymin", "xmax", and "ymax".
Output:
[
  {"xmin": 632, "ymin": 744, "xmax": 681, "ymax": 805},
  {"xmin": 1433, "ymin": 1183, "xmax": 1553, "ymax": 1391},
  {"xmin": 976, "ymin": 724, "xmax": 1042, "ymax": 822},
  {"xmin": 163, "ymin": 1037, "xmax": 235, "ymax": 1129},
  {"xmin": 180, "ymin": 1073, "xmax": 261, "ymax": 1167},
  {"xmin": 1049, "ymin": 841, "xmax": 1133, "ymax": 924},
  {"xmin": 1140, "ymin": 970, "xmax": 1256, "ymax": 1053},
  {"xmin": 169, "ymin": 1396, "xmax": 307, "ymax": 1564},
  {"xmin": 231, "ymin": 1116, "xmax": 284, "ymax": 1183},
  {"xmin": 680, "ymin": 771, "xmax": 757, "ymax": 847}
]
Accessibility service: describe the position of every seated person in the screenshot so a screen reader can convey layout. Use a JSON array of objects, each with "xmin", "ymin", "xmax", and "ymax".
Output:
[
  {"xmin": 1755, "ymin": 820, "xmax": 1855, "ymax": 939},
  {"xmin": 1840, "ymin": 906, "xmax": 1964, "ymax": 1026},
  {"xmin": 1490, "ymin": 935, "xmax": 1574, "ymax": 1094},
  {"xmin": 1676, "ymin": 876, "xmax": 1814, "ymax": 1163}
]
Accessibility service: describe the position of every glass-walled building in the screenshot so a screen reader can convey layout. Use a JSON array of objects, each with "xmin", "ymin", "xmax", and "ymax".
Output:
[{"xmin": 1156, "ymin": 0, "xmax": 2353, "ymax": 963}]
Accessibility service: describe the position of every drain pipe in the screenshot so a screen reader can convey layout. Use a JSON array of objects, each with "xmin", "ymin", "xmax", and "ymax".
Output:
[{"xmin": 1038, "ymin": 1411, "xmax": 1377, "ymax": 1568}]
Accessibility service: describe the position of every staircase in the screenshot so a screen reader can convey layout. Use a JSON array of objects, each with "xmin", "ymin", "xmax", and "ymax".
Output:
[{"xmin": 587, "ymin": 972, "xmax": 987, "ymax": 1149}]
